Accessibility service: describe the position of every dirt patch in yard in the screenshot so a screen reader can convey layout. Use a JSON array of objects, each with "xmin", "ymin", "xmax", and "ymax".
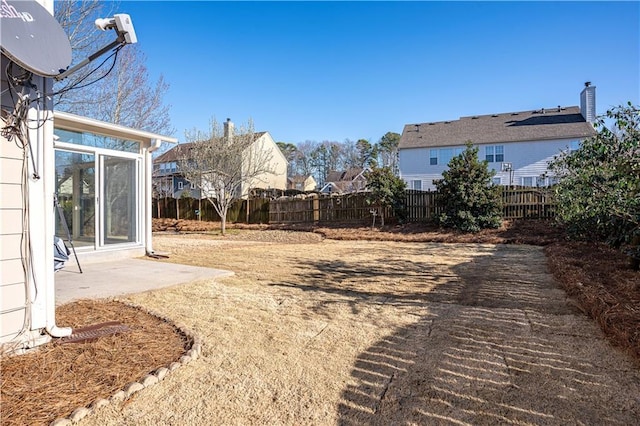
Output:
[{"xmin": 1, "ymin": 221, "xmax": 639, "ymax": 425}]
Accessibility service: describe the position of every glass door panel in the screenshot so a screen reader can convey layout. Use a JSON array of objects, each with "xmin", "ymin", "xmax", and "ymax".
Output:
[
  {"xmin": 103, "ymin": 156, "xmax": 137, "ymax": 245},
  {"xmin": 54, "ymin": 151, "xmax": 96, "ymax": 248}
]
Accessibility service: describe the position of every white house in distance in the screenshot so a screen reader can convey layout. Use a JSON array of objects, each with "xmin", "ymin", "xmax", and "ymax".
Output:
[
  {"xmin": 154, "ymin": 118, "xmax": 288, "ymax": 199},
  {"xmin": 398, "ymin": 83, "xmax": 598, "ymax": 191}
]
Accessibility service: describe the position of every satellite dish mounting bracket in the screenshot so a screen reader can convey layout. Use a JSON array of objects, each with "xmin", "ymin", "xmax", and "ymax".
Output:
[{"xmin": 54, "ymin": 14, "xmax": 137, "ymax": 82}]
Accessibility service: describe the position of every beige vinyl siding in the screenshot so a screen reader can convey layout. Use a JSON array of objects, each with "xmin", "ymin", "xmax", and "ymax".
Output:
[{"xmin": 0, "ymin": 125, "xmax": 28, "ymax": 342}]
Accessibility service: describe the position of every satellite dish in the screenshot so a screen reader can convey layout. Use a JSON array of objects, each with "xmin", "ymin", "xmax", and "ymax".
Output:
[{"xmin": 0, "ymin": 0, "xmax": 71, "ymax": 77}]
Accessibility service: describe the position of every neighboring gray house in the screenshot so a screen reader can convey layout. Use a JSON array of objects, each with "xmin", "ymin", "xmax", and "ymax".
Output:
[
  {"xmin": 153, "ymin": 144, "xmax": 202, "ymax": 199},
  {"xmin": 320, "ymin": 168, "xmax": 368, "ymax": 194},
  {"xmin": 399, "ymin": 83, "xmax": 598, "ymax": 191},
  {"xmin": 287, "ymin": 174, "xmax": 317, "ymax": 192}
]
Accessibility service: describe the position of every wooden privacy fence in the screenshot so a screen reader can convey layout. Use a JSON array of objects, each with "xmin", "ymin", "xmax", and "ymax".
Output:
[
  {"xmin": 269, "ymin": 188, "xmax": 557, "ymax": 224},
  {"xmin": 154, "ymin": 188, "xmax": 556, "ymax": 225},
  {"xmin": 154, "ymin": 197, "xmax": 270, "ymax": 223}
]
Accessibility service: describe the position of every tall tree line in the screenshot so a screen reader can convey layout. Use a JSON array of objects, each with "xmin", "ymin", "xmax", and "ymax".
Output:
[{"xmin": 276, "ymin": 132, "xmax": 400, "ymax": 185}]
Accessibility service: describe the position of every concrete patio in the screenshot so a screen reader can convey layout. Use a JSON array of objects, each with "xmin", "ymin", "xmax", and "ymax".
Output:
[{"xmin": 55, "ymin": 256, "xmax": 233, "ymax": 305}]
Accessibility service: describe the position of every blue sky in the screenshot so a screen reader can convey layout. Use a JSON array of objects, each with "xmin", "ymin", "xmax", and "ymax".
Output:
[{"xmin": 117, "ymin": 1, "xmax": 639, "ymax": 144}]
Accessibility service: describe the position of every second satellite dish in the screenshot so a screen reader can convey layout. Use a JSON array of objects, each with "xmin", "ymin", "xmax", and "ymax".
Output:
[{"xmin": 0, "ymin": 0, "xmax": 72, "ymax": 77}]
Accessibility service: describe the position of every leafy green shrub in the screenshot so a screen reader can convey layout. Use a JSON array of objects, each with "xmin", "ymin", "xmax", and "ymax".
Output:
[
  {"xmin": 549, "ymin": 103, "xmax": 639, "ymax": 269},
  {"xmin": 434, "ymin": 142, "xmax": 502, "ymax": 232},
  {"xmin": 364, "ymin": 166, "xmax": 407, "ymax": 226}
]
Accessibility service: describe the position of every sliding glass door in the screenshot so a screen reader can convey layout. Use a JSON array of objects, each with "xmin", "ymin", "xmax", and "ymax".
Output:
[
  {"xmin": 55, "ymin": 151, "xmax": 96, "ymax": 248},
  {"xmin": 103, "ymin": 156, "xmax": 137, "ymax": 245},
  {"xmin": 55, "ymin": 149, "xmax": 141, "ymax": 250}
]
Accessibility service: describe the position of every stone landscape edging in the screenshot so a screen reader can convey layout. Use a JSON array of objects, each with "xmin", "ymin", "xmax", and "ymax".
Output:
[{"xmin": 49, "ymin": 300, "xmax": 202, "ymax": 426}]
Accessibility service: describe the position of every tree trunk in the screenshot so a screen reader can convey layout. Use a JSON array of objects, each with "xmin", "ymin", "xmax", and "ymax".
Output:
[
  {"xmin": 631, "ymin": 235, "xmax": 640, "ymax": 271},
  {"xmin": 220, "ymin": 215, "xmax": 226, "ymax": 236}
]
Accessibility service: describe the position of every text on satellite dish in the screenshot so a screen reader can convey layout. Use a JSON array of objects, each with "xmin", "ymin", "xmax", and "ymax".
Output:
[{"xmin": 1, "ymin": 0, "xmax": 35, "ymax": 22}]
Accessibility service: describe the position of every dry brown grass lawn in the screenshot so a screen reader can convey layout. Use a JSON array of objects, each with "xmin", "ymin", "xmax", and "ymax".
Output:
[{"xmin": 2, "ymin": 220, "xmax": 639, "ymax": 425}]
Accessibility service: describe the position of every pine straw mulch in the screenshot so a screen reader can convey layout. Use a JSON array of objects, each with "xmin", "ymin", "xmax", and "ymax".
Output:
[
  {"xmin": 1, "ymin": 300, "xmax": 191, "ymax": 426},
  {"xmin": 153, "ymin": 217, "xmax": 565, "ymax": 245},
  {"xmin": 545, "ymin": 241, "xmax": 640, "ymax": 360}
]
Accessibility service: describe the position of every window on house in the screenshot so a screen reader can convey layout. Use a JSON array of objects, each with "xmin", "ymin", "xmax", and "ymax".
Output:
[
  {"xmin": 429, "ymin": 149, "xmax": 438, "ymax": 165},
  {"xmin": 411, "ymin": 180, "xmax": 422, "ymax": 191},
  {"xmin": 492, "ymin": 177, "xmax": 501, "ymax": 185},
  {"xmin": 569, "ymin": 140, "xmax": 581, "ymax": 151},
  {"xmin": 190, "ymin": 182, "xmax": 196, "ymax": 189},
  {"xmin": 485, "ymin": 145, "xmax": 504, "ymax": 162},
  {"xmin": 521, "ymin": 177, "xmax": 534, "ymax": 187},
  {"xmin": 536, "ymin": 176, "xmax": 547, "ymax": 187},
  {"xmin": 440, "ymin": 148, "xmax": 454, "ymax": 165},
  {"xmin": 178, "ymin": 181, "xmax": 184, "ymax": 189},
  {"xmin": 485, "ymin": 146, "xmax": 494, "ymax": 162}
]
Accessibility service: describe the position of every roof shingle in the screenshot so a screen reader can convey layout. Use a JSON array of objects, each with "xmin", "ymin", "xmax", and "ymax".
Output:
[{"xmin": 399, "ymin": 106, "xmax": 596, "ymax": 149}]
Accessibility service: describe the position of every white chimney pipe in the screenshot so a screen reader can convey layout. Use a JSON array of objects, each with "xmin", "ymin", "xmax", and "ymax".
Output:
[
  {"xmin": 224, "ymin": 118, "xmax": 234, "ymax": 142},
  {"xmin": 580, "ymin": 82, "xmax": 596, "ymax": 123}
]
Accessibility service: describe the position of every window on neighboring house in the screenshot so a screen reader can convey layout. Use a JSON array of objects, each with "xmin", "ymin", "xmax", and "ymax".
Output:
[
  {"xmin": 178, "ymin": 181, "xmax": 184, "ymax": 189},
  {"xmin": 536, "ymin": 176, "xmax": 547, "ymax": 187},
  {"xmin": 429, "ymin": 149, "xmax": 438, "ymax": 165},
  {"xmin": 492, "ymin": 177, "xmax": 501, "ymax": 185},
  {"xmin": 411, "ymin": 180, "xmax": 422, "ymax": 191},
  {"xmin": 485, "ymin": 145, "xmax": 504, "ymax": 162},
  {"xmin": 170, "ymin": 162, "xmax": 177, "ymax": 173},
  {"xmin": 570, "ymin": 140, "xmax": 581, "ymax": 151},
  {"xmin": 190, "ymin": 182, "xmax": 196, "ymax": 189},
  {"xmin": 441, "ymin": 148, "xmax": 456, "ymax": 165},
  {"xmin": 485, "ymin": 146, "xmax": 494, "ymax": 162},
  {"xmin": 548, "ymin": 176, "xmax": 560, "ymax": 186},
  {"xmin": 430, "ymin": 147, "xmax": 467, "ymax": 166},
  {"xmin": 521, "ymin": 177, "xmax": 534, "ymax": 187}
]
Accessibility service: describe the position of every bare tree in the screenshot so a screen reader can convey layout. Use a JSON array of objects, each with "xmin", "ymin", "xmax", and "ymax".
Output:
[
  {"xmin": 151, "ymin": 171, "xmax": 174, "ymax": 218},
  {"xmin": 179, "ymin": 119, "xmax": 276, "ymax": 235},
  {"xmin": 377, "ymin": 132, "xmax": 401, "ymax": 174},
  {"xmin": 54, "ymin": 1, "xmax": 173, "ymax": 136},
  {"xmin": 291, "ymin": 140, "xmax": 317, "ymax": 177}
]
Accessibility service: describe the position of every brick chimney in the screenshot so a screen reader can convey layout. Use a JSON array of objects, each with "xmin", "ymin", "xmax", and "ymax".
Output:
[
  {"xmin": 224, "ymin": 118, "xmax": 234, "ymax": 142},
  {"xmin": 580, "ymin": 82, "xmax": 596, "ymax": 123}
]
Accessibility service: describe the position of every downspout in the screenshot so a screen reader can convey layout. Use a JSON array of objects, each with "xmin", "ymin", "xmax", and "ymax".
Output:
[
  {"xmin": 40, "ymin": 61, "xmax": 71, "ymax": 339},
  {"xmin": 145, "ymin": 139, "xmax": 162, "ymax": 255},
  {"xmin": 44, "ymin": 94, "xmax": 70, "ymax": 338}
]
